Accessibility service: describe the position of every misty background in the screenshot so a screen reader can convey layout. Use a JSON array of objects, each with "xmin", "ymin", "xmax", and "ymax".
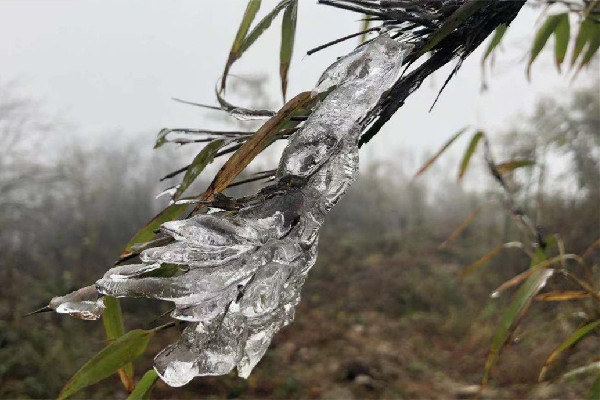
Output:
[{"xmin": 0, "ymin": 1, "xmax": 598, "ymax": 399}]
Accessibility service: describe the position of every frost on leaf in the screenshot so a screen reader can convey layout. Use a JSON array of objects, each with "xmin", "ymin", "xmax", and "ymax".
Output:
[{"xmin": 50, "ymin": 35, "xmax": 408, "ymax": 387}]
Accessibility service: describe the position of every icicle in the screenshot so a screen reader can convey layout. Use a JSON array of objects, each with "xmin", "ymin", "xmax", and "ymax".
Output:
[{"xmin": 51, "ymin": 34, "xmax": 409, "ymax": 386}]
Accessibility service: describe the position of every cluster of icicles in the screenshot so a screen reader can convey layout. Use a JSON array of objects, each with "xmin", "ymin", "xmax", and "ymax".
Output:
[{"xmin": 49, "ymin": 35, "xmax": 408, "ymax": 387}]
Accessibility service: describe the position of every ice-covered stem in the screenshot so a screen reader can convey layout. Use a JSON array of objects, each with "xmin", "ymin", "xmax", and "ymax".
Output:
[{"xmin": 50, "ymin": 35, "xmax": 408, "ymax": 387}]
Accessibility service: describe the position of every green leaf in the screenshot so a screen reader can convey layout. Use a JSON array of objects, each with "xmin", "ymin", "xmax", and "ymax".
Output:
[
  {"xmin": 527, "ymin": 13, "xmax": 567, "ymax": 78},
  {"xmin": 127, "ymin": 369, "xmax": 159, "ymax": 400},
  {"xmin": 221, "ymin": 0, "xmax": 262, "ymax": 90},
  {"xmin": 539, "ymin": 320, "xmax": 600, "ymax": 381},
  {"xmin": 122, "ymin": 203, "xmax": 188, "ymax": 256},
  {"xmin": 280, "ymin": 0, "xmax": 297, "ymax": 101},
  {"xmin": 554, "ymin": 14, "xmax": 570, "ymax": 70},
  {"xmin": 360, "ymin": 15, "xmax": 371, "ymax": 44},
  {"xmin": 578, "ymin": 21, "xmax": 600, "ymax": 70},
  {"xmin": 58, "ymin": 330, "xmax": 154, "ymax": 400},
  {"xmin": 572, "ymin": 18, "xmax": 595, "ymax": 66},
  {"xmin": 482, "ymin": 251, "xmax": 553, "ymax": 387},
  {"xmin": 239, "ymin": 0, "xmax": 291, "ymax": 54},
  {"xmin": 496, "ymin": 159, "xmax": 535, "ymax": 174},
  {"xmin": 588, "ymin": 374, "xmax": 600, "ymax": 400},
  {"xmin": 458, "ymin": 130, "xmax": 484, "ymax": 181},
  {"xmin": 173, "ymin": 139, "xmax": 226, "ymax": 200},
  {"xmin": 102, "ymin": 297, "xmax": 134, "ymax": 390},
  {"xmin": 414, "ymin": 127, "xmax": 468, "ymax": 179},
  {"xmin": 155, "ymin": 128, "xmax": 170, "ymax": 149},
  {"xmin": 482, "ymin": 24, "xmax": 507, "ymax": 66}
]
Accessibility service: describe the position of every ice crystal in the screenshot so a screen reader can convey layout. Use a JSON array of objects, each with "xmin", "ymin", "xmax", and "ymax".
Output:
[{"xmin": 50, "ymin": 34, "xmax": 408, "ymax": 386}]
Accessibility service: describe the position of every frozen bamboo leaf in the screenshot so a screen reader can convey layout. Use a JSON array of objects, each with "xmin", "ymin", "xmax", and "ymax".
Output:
[
  {"xmin": 539, "ymin": 320, "xmax": 600, "ymax": 381},
  {"xmin": 413, "ymin": 127, "xmax": 468, "ymax": 179},
  {"xmin": 527, "ymin": 13, "xmax": 567, "ymax": 78},
  {"xmin": 173, "ymin": 140, "xmax": 226, "ymax": 201},
  {"xmin": 239, "ymin": 0, "xmax": 292, "ymax": 54},
  {"xmin": 49, "ymin": 285, "xmax": 105, "ymax": 320},
  {"xmin": 58, "ymin": 330, "xmax": 154, "ymax": 400},
  {"xmin": 280, "ymin": 0, "xmax": 297, "ymax": 101},
  {"xmin": 127, "ymin": 369, "xmax": 159, "ymax": 400},
  {"xmin": 457, "ymin": 130, "xmax": 484, "ymax": 181},
  {"xmin": 577, "ymin": 22, "xmax": 600, "ymax": 70},
  {"xmin": 122, "ymin": 204, "xmax": 188, "ymax": 256},
  {"xmin": 221, "ymin": 0, "xmax": 262, "ymax": 91},
  {"xmin": 360, "ymin": 16, "xmax": 371, "ymax": 44},
  {"xmin": 203, "ymin": 91, "xmax": 313, "ymax": 200}
]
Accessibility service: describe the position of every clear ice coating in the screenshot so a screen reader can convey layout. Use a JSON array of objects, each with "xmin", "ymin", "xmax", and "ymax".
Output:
[
  {"xmin": 50, "ymin": 35, "xmax": 408, "ymax": 386},
  {"xmin": 48, "ymin": 285, "xmax": 105, "ymax": 321}
]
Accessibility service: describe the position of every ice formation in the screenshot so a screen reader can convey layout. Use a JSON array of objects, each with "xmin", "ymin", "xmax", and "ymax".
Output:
[{"xmin": 49, "ymin": 34, "xmax": 408, "ymax": 386}]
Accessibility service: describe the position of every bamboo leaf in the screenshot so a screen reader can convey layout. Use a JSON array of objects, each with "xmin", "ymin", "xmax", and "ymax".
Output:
[
  {"xmin": 535, "ymin": 291, "xmax": 590, "ymax": 301},
  {"xmin": 121, "ymin": 203, "xmax": 188, "ymax": 256},
  {"xmin": 571, "ymin": 18, "xmax": 594, "ymax": 66},
  {"xmin": 127, "ymin": 369, "xmax": 159, "ymax": 400},
  {"xmin": 527, "ymin": 13, "xmax": 566, "ymax": 78},
  {"xmin": 460, "ymin": 243, "xmax": 506, "ymax": 278},
  {"xmin": 239, "ymin": 0, "xmax": 292, "ymax": 55},
  {"xmin": 439, "ymin": 207, "xmax": 481, "ymax": 249},
  {"xmin": 482, "ymin": 24, "xmax": 507, "ymax": 66},
  {"xmin": 201, "ymin": 91, "xmax": 313, "ymax": 201},
  {"xmin": 58, "ymin": 330, "xmax": 154, "ymax": 400},
  {"xmin": 578, "ymin": 21, "xmax": 600, "ymax": 70},
  {"xmin": 360, "ymin": 15, "xmax": 371, "ymax": 44},
  {"xmin": 496, "ymin": 159, "xmax": 535, "ymax": 174},
  {"xmin": 221, "ymin": 0, "xmax": 262, "ymax": 91},
  {"xmin": 589, "ymin": 374, "xmax": 600, "ymax": 400},
  {"xmin": 173, "ymin": 139, "xmax": 226, "ymax": 201},
  {"xmin": 102, "ymin": 296, "xmax": 134, "ymax": 392},
  {"xmin": 539, "ymin": 320, "xmax": 600, "ymax": 381},
  {"xmin": 482, "ymin": 268, "xmax": 554, "ymax": 387},
  {"xmin": 491, "ymin": 254, "xmax": 580, "ymax": 297},
  {"xmin": 458, "ymin": 130, "xmax": 484, "ymax": 181},
  {"xmin": 280, "ymin": 0, "xmax": 297, "ymax": 101},
  {"xmin": 413, "ymin": 127, "xmax": 468, "ymax": 179},
  {"xmin": 554, "ymin": 14, "xmax": 570, "ymax": 70}
]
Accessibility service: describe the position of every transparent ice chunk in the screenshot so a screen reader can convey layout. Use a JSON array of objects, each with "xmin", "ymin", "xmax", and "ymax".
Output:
[{"xmin": 50, "ymin": 34, "xmax": 409, "ymax": 387}]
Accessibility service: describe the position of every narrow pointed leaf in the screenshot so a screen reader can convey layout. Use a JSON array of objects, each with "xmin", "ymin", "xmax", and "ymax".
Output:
[
  {"xmin": 280, "ymin": 0, "xmax": 297, "ymax": 101},
  {"xmin": 535, "ymin": 291, "xmax": 590, "ymax": 301},
  {"xmin": 58, "ymin": 330, "xmax": 154, "ymax": 400},
  {"xmin": 528, "ymin": 13, "xmax": 566, "ymax": 77},
  {"xmin": 554, "ymin": 14, "xmax": 570, "ymax": 70},
  {"xmin": 578, "ymin": 21, "xmax": 600, "ymax": 70},
  {"xmin": 239, "ymin": 0, "xmax": 292, "ymax": 54},
  {"xmin": 458, "ymin": 130, "xmax": 484, "ymax": 181},
  {"xmin": 482, "ymin": 24, "xmax": 507, "ymax": 66},
  {"xmin": 222, "ymin": 0, "xmax": 262, "ymax": 90},
  {"xmin": 589, "ymin": 374, "xmax": 600, "ymax": 400},
  {"xmin": 122, "ymin": 203, "xmax": 188, "ymax": 256},
  {"xmin": 127, "ymin": 369, "xmax": 159, "ymax": 400},
  {"xmin": 439, "ymin": 207, "xmax": 481, "ymax": 249},
  {"xmin": 201, "ymin": 91, "xmax": 313, "ymax": 201},
  {"xmin": 102, "ymin": 296, "xmax": 134, "ymax": 391},
  {"xmin": 482, "ymin": 268, "xmax": 554, "ymax": 386},
  {"xmin": 460, "ymin": 243, "xmax": 505, "ymax": 278},
  {"xmin": 173, "ymin": 139, "xmax": 226, "ymax": 200},
  {"xmin": 360, "ymin": 15, "xmax": 371, "ymax": 44},
  {"xmin": 539, "ymin": 320, "xmax": 600, "ymax": 381},
  {"xmin": 497, "ymin": 159, "xmax": 535, "ymax": 174},
  {"xmin": 414, "ymin": 127, "xmax": 468, "ymax": 178},
  {"xmin": 571, "ymin": 18, "xmax": 594, "ymax": 66}
]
